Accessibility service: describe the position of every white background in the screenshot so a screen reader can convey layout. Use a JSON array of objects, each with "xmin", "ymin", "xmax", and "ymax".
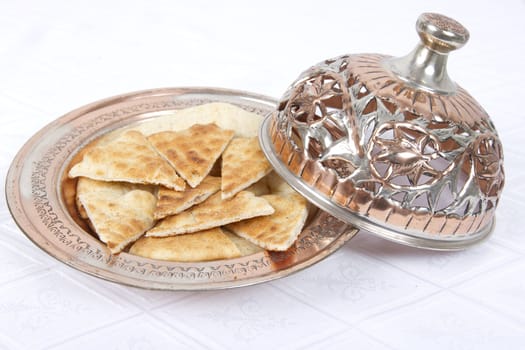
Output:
[{"xmin": 1, "ymin": 0, "xmax": 525, "ymax": 349}]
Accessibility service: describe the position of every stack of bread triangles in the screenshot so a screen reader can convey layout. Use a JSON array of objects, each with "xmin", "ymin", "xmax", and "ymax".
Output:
[{"xmin": 69, "ymin": 114, "xmax": 308, "ymax": 261}]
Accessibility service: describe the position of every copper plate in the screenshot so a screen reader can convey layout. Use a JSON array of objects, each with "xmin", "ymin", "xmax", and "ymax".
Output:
[{"xmin": 5, "ymin": 87, "xmax": 358, "ymax": 290}]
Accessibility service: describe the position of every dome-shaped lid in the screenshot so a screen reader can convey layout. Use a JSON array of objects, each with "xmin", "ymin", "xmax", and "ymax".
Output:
[{"xmin": 260, "ymin": 13, "xmax": 505, "ymax": 250}]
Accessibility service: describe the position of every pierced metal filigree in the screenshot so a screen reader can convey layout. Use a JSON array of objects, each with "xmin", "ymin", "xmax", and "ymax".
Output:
[{"xmin": 270, "ymin": 54, "xmax": 504, "ymax": 238}]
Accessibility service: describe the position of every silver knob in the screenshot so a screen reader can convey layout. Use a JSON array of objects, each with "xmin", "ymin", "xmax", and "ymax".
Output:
[
  {"xmin": 417, "ymin": 13, "xmax": 470, "ymax": 53},
  {"xmin": 383, "ymin": 13, "xmax": 470, "ymax": 95}
]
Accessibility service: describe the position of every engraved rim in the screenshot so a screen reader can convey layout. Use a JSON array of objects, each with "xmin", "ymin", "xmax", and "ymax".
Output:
[{"xmin": 5, "ymin": 87, "xmax": 358, "ymax": 290}]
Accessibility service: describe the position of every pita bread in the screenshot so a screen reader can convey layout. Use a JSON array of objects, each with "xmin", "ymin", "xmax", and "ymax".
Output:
[
  {"xmin": 129, "ymin": 227, "xmax": 241, "ymax": 262},
  {"xmin": 244, "ymin": 177, "xmax": 271, "ymax": 196},
  {"xmin": 146, "ymin": 191, "xmax": 274, "ymax": 237},
  {"xmin": 76, "ymin": 201, "xmax": 89, "ymax": 219},
  {"xmin": 148, "ymin": 124, "xmax": 234, "ymax": 188},
  {"xmin": 266, "ymin": 171, "xmax": 317, "ymax": 214},
  {"xmin": 154, "ymin": 176, "xmax": 221, "ymax": 219},
  {"xmin": 221, "ymin": 137, "xmax": 273, "ymax": 199},
  {"xmin": 69, "ymin": 130, "xmax": 185, "ymax": 191},
  {"xmin": 226, "ymin": 192, "xmax": 308, "ymax": 251},
  {"xmin": 76, "ymin": 177, "xmax": 157, "ymax": 253},
  {"xmin": 265, "ymin": 171, "xmax": 295, "ymax": 194},
  {"xmin": 222, "ymin": 230, "xmax": 264, "ymax": 256},
  {"xmin": 128, "ymin": 102, "xmax": 263, "ymax": 138}
]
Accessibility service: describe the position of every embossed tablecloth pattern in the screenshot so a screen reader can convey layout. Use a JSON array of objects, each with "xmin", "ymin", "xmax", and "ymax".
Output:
[{"xmin": 1, "ymin": 1, "xmax": 524, "ymax": 349}]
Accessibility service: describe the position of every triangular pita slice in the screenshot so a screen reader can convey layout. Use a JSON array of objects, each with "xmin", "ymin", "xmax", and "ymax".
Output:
[
  {"xmin": 129, "ymin": 227, "xmax": 241, "ymax": 262},
  {"xmin": 76, "ymin": 177, "xmax": 157, "ymax": 253},
  {"xmin": 226, "ymin": 192, "xmax": 308, "ymax": 251},
  {"xmin": 146, "ymin": 191, "xmax": 274, "ymax": 237},
  {"xmin": 265, "ymin": 171, "xmax": 316, "ymax": 213},
  {"xmin": 129, "ymin": 102, "xmax": 263, "ymax": 138},
  {"xmin": 243, "ymin": 176, "xmax": 271, "ymax": 197},
  {"xmin": 69, "ymin": 130, "xmax": 185, "ymax": 191},
  {"xmin": 265, "ymin": 171, "xmax": 296, "ymax": 195},
  {"xmin": 154, "ymin": 176, "xmax": 221, "ymax": 219},
  {"xmin": 75, "ymin": 182, "xmax": 89, "ymax": 220},
  {"xmin": 148, "ymin": 124, "xmax": 234, "ymax": 188},
  {"xmin": 222, "ymin": 230, "xmax": 264, "ymax": 256},
  {"xmin": 221, "ymin": 137, "xmax": 273, "ymax": 199}
]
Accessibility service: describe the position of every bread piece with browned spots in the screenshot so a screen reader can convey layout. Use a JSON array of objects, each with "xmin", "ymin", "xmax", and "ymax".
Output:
[
  {"xmin": 226, "ymin": 192, "xmax": 308, "ymax": 251},
  {"xmin": 148, "ymin": 124, "xmax": 234, "ymax": 188},
  {"xmin": 130, "ymin": 227, "xmax": 241, "ymax": 262},
  {"xmin": 221, "ymin": 137, "xmax": 273, "ymax": 199},
  {"xmin": 76, "ymin": 177, "xmax": 157, "ymax": 253},
  {"xmin": 69, "ymin": 130, "xmax": 185, "ymax": 191},
  {"xmin": 146, "ymin": 191, "xmax": 274, "ymax": 237},
  {"xmin": 154, "ymin": 176, "xmax": 221, "ymax": 219}
]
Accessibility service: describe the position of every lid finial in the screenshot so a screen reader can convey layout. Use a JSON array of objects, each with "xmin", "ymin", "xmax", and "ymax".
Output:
[{"xmin": 383, "ymin": 13, "xmax": 470, "ymax": 95}]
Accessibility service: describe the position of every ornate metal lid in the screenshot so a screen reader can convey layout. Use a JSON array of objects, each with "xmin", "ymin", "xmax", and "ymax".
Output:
[{"xmin": 260, "ymin": 13, "xmax": 505, "ymax": 250}]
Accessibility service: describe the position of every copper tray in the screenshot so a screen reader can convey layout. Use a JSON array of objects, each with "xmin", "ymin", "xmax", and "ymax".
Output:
[{"xmin": 5, "ymin": 87, "xmax": 358, "ymax": 290}]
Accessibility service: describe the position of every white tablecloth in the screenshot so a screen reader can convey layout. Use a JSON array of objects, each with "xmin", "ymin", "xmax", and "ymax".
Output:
[{"xmin": 1, "ymin": 1, "xmax": 524, "ymax": 349}]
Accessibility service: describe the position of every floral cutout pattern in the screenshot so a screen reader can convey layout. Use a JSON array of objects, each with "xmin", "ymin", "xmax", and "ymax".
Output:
[
  {"xmin": 275, "ymin": 54, "xmax": 504, "ymax": 222},
  {"xmin": 370, "ymin": 122, "xmax": 444, "ymax": 188}
]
